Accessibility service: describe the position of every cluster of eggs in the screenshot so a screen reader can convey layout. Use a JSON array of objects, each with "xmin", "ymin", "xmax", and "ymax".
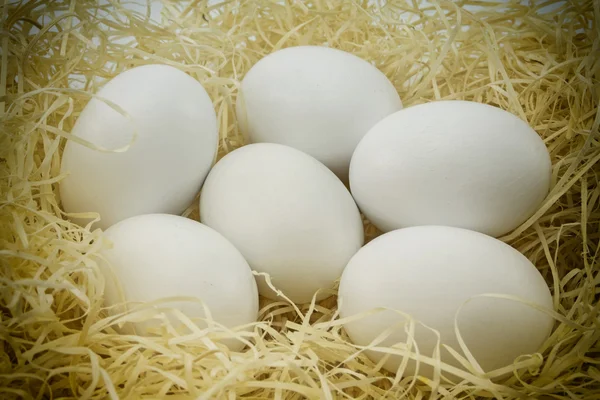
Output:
[{"xmin": 60, "ymin": 46, "xmax": 553, "ymax": 376}]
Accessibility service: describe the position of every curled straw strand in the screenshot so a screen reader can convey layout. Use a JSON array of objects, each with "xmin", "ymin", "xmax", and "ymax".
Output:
[{"xmin": 1, "ymin": 0, "xmax": 599, "ymax": 399}]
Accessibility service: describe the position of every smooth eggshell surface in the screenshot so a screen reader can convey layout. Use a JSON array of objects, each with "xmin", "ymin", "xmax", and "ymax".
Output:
[
  {"xmin": 349, "ymin": 100, "xmax": 551, "ymax": 237},
  {"xmin": 200, "ymin": 143, "xmax": 364, "ymax": 304},
  {"xmin": 338, "ymin": 225, "xmax": 554, "ymax": 377},
  {"xmin": 237, "ymin": 46, "xmax": 402, "ymax": 182},
  {"xmin": 99, "ymin": 214, "xmax": 258, "ymax": 351},
  {"xmin": 60, "ymin": 64, "xmax": 218, "ymax": 230}
]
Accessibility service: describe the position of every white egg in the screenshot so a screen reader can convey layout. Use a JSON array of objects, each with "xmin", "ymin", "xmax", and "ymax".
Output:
[
  {"xmin": 60, "ymin": 64, "xmax": 218, "ymax": 230},
  {"xmin": 237, "ymin": 46, "xmax": 402, "ymax": 182},
  {"xmin": 200, "ymin": 143, "xmax": 364, "ymax": 303},
  {"xmin": 338, "ymin": 225, "xmax": 554, "ymax": 377},
  {"xmin": 349, "ymin": 100, "xmax": 551, "ymax": 237},
  {"xmin": 99, "ymin": 214, "xmax": 258, "ymax": 351}
]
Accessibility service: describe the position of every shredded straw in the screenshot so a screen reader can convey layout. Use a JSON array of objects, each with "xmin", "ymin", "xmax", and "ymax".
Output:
[{"xmin": 1, "ymin": 0, "xmax": 599, "ymax": 398}]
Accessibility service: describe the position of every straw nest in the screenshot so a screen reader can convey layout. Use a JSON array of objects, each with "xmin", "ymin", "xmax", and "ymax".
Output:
[{"xmin": 1, "ymin": 0, "xmax": 599, "ymax": 399}]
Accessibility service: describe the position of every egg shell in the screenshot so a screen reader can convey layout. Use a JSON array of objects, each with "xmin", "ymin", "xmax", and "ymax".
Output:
[
  {"xmin": 99, "ymin": 214, "xmax": 258, "ymax": 351},
  {"xmin": 338, "ymin": 225, "xmax": 554, "ymax": 377},
  {"xmin": 349, "ymin": 100, "xmax": 552, "ymax": 237},
  {"xmin": 237, "ymin": 46, "xmax": 402, "ymax": 182},
  {"xmin": 200, "ymin": 143, "xmax": 364, "ymax": 304},
  {"xmin": 60, "ymin": 64, "xmax": 218, "ymax": 230}
]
